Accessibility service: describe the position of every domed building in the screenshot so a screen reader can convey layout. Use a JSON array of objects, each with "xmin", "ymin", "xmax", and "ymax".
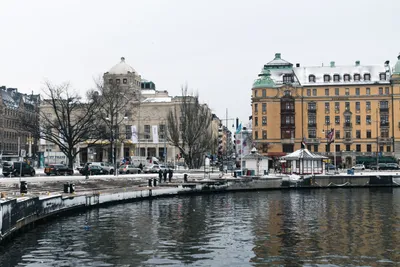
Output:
[{"xmin": 103, "ymin": 57, "xmax": 142, "ymax": 92}]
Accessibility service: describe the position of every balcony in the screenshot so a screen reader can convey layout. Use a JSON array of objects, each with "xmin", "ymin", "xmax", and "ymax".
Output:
[
  {"xmin": 343, "ymin": 137, "xmax": 353, "ymax": 144},
  {"xmin": 308, "ymin": 108, "xmax": 317, "ymax": 114},
  {"xmin": 380, "ymin": 107, "xmax": 389, "ymax": 113},
  {"xmin": 308, "ymin": 123, "xmax": 317, "ymax": 128},
  {"xmin": 380, "ymin": 122, "xmax": 389, "ymax": 128},
  {"xmin": 378, "ymin": 137, "xmax": 392, "ymax": 144},
  {"xmin": 281, "ymin": 123, "xmax": 295, "ymax": 128},
  {"xmin": 305, "ymin": 138, "xmax": 320, "ymax": 144},
  {"xmin": 281, "ymin": 138, "xmax": 295, "ymax": 144},
  {"xmin": 280, "ymin": 108, "xmax": 295, "ymax": 114},
  {"xmin": 343, "ymin": 122, "xmax": 352, "ymax": 128}
]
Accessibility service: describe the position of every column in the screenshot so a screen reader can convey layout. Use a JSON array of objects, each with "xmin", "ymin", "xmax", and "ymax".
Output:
[{"xmin": 120, "ymin": 142, "xmax": 124, "ymax": 160}]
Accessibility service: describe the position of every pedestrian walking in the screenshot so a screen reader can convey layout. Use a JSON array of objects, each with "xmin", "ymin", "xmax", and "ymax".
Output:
[
  {"xmin": 168, "ymin": 168, "xmax": 173, "ymax": 182},
  {"xmin": 158, "ymin": 169, "xmax": 163, "ymax": 183},
  {"xmin": 163, "ymin": 169, "xmax": 167, "ymax": 182}
]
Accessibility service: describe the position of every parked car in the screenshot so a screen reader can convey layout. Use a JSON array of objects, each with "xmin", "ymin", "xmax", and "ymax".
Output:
[
  {"xmin": 79, "ymin": 165, "xmax": 106, "ymax": 175},
  {"xmin": 2, "ymin": 161, "xmax": 36, "ymax": 177},
  {"xmin": 45, "ymin": 164, "xmax": 74, "ymax": 176},
  {"xmin": 351, "ymin": 164, "xmax": 365, "ymax": 170},
  {"xmin": 118, "ymin": 165, "xmax": 141, "ymax": 174},
  {"xmin": 325, "ymin": 163, "xmax": 336, "ymax": 170},
  {"xmin": 386, "ymin": 163, "xmax": 399, "ymax": 170},
  {"xmin": 144, "ymin": 164, "xmax": 168, "ymax": 173},
  {"xmin": 85, "ymin": 162, "xmax": 114, "ymax": 174},
  {"xmin": 370, "ymin": 163, "xmax": 388, "ymax": 170}
]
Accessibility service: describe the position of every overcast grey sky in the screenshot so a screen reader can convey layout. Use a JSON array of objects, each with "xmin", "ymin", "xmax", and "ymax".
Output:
[{"xmin": 1, "ymin": 0, "xmax": 399, "ymax": 128}]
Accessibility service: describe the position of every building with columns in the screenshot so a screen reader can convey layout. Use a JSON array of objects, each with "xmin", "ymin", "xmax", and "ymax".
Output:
[{"xmin": 251, "ymin": 53, "xmax": 400, "ymax": 168}]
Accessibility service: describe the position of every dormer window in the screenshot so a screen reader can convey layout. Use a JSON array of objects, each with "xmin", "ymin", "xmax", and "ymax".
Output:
[
  {"xmin": 309, "ymin": 75, "xmax": 316, "ymax": 83},
  {"xmin": 364, "ymin": 73, "xmax": 371, "ymax": 81},
  {"xmin": 283, "ymin": 74, "xmax": 293, "ymax": 83},
  {"xmin": 123, "ymin": 78, "xmax": 127, "ymax": 84},
  {"xmin": 344, "ymin": 74, "xmax": 351, "ymax": 82},
  {"xmin": 109, "ymin": 79, "xmax": 113, "ymax": 84},
  {"xmin": 323, "ymin": 75, "xmax": 331, "ymax": 82},
  {"xmin": 116, "ymin": 79, "xmax": 121, "ymax": 84},
  {"xmin": 333, "ymin": 74, "xmax": 340, "ymax": 82},
  {"xmin": 354, "ymin": 74, "xmax": 360, "ymax": 81},
  {"xmin": 379, "ymin": 73, "xmax": 386, "ymax": 80}
]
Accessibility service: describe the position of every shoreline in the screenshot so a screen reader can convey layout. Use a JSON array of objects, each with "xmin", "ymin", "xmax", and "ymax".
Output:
[{"xmin": 1, "ymin": 172, "xmax": 399, "ymax": 245}]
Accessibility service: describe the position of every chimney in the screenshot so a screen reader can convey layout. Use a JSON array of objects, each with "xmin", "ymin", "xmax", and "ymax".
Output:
[
  {"xmin": 330, "ymin": 61, "xmax": 335, "ymax": 67},
  {"xmin": 355, "ymin": 60, "xmax": 360, "ymax": 66},
  {"xmin": 296, "ymin": 63, "xmax": 300, "ymax": 67},
  {"xmin": 275, "ymin": 53, "xmax": 281, "ymax": 59}
]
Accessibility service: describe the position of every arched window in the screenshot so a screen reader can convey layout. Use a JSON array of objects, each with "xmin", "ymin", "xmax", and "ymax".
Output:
[
  {"xmin": 323, "ymin": 75, "xmax": 331, "ymax": 82},
  {"xmin": 343, "ymin": 74, "xmax": 351, "ymax": 82},
  {"xmin": 354, "ymin": 74, "xmax": 360, "ymax": 81},
  {"xmin": 309, "ymin": 75, "xmax": 316, "ymax": 83},
  {"xmin": 364, "ymin": 73, "xmax": 371, "ymax": 81}
]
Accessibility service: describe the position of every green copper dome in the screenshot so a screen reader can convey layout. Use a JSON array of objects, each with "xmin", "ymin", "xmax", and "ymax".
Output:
[
  {"xmin": 394, "ymin": 54, "xmax": 400, "ymax": 74},
  {"xmin": 253, "ymin": 68, "xmax": 275, "ymax": 88}
]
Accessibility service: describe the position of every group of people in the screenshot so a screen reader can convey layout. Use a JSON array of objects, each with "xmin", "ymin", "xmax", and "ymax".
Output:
[{"xmin": 158, "ymin": 168, "xmax": 173, "ymax": 182}]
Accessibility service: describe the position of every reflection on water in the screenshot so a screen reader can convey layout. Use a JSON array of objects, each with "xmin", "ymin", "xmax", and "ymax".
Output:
[{"xmin": 0, "ymin": 188, "xmax": 399, "ymax": 266}]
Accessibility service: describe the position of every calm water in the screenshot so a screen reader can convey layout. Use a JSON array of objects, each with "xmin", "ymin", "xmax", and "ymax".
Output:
[{"xmin": 0, "ymin": 188, "xmax": 399, "ymax": 267}]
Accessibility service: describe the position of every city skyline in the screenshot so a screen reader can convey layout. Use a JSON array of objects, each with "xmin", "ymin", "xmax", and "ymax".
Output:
[{"xmin": 0, "ymin": 0, "xmax": 399, "ymax": 125}]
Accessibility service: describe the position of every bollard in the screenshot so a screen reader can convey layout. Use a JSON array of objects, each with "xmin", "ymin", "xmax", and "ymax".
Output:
[
  {"xmin": 63, "ymin": 183, "xmax": 70, "ymax": 193},
  {"xmin": 153, "ymin": 178, "xmax": 157, "ymax": 187},
  {"xmin": 184, "ymin": 173, "xmax": 188, "ymax": 183},
  {"xmin": 20, "ymin": 181, "xmax": 28, "ymax": 194},
  {"xmin": 148, "ymin": 179, "xmax": 153, "ymax": 187},
  {"xmin": 233, "ymin": 171, "xmax": 237, "ymax": 178},
  {"xmin": 69, "ymin": 183, "xmax": 75, "ymax": 194}
]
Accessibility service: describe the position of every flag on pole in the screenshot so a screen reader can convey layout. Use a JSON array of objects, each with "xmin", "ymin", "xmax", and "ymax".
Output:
[
  {"xmin": 131, "ymin": 125, "xmax": 138, "ymax": 143},
  {"xmin": 301, "ymin": 137, "xmax": 307, "ymax": 149},
  {"xmin": 327, "ymin": 128, "xmax": 335, "ymax": 144},
  {"xmin": 236, "ymin": 123, "xmax": 242, "ymax": 134},
  {"xmin": 152, "ymin": 125, "xmax": 159, "ymax": 144}
]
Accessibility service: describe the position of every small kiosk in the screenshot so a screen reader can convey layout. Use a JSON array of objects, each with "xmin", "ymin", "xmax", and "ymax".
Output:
[
  {"xmin": 241, "ymin": 147, "xmax": 271, "ymax": 176},
  {"xmin": 280, "ymin": 149, "xmax": 327, "ymax": 175}
]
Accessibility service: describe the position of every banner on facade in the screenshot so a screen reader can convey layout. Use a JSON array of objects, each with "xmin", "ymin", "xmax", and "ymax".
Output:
[
  {"xmin": 152, "ymin": 125, "xmax": 159, "ymax": 144},
  {"xmin": 131, "ymin": 125, "xmax": 138, "ymax": 143}
]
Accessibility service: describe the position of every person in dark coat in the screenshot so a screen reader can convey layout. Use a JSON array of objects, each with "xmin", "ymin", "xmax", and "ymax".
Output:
[
  {"xmin": 163, "ymin": 169, "xmax": 168, "ymax": 182},
  {"xmin": 168, "ymin": 168, "xmax": 173, "ymax": 182},
  {"xmin": 158, "ymin": 169, "xmax": 163, "ymax": 183},
  {"xmin": 139, "ymin": 163, "xmax": 143, "ymax": 172}
]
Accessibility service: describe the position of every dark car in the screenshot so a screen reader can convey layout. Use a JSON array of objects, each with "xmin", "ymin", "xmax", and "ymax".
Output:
[
  {"xmin": 2, "ymin": 161, "xmax": 36, "ymax": 177},
  {"xmin": 79, "ymin": 165, "xmax": 105, "ymax": 175},
  {"xmin": 370, "ymin": 163, "xmax": 388, "ymax": 170},
  {"xmin": 386, "ymin": 163, "xmax": 399, "ymax": 170},
  {"xmin": 44, "ymin": 164, "xmax": 74, "ymax": 176}
]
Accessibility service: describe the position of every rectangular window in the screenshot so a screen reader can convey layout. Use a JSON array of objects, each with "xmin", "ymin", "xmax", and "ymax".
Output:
[
  {"xmin": 125, "ymin": 125, "xmax": 132, "ymax": 139},
  {"xmin": 356, "ymin": 130, "xmax": 361, "ymax": 138},
  {"xmin": 262, "ymin": 89, "xmax": 266, "ymax": 97},
  {"xmin": 356, "ymin": 144, "xmax": 361, "ymax": 152},
  {"xmin": 367, "ymin": 144, "xmax": 372, "ymax": 152},
  {"xmin": 366, "ymin": 101, "xmax": 371, "ymax": 110},
  {"xmin": 345, "ymin": 102, "xmax": 350, "ymax": 111},
  {"xmin": 335, "ymin": 130, "xmax": 340, "ymax": 139},
  {"xmin": 366, "ymin": 88, "xmax": 370, "ymax": 95},
  {"xmin": 123, "ymin": 78, "xmax": 127, "ymax": 84},
  {"xmin": 346, "ymin": 145, "xmax": 351, "ymax": 151},
  {"xmin": 356, "ymin": 115, "xmax": 361, "ymax": 125},
  {"xmin": 380, "ymin": 145, "xmax": 384, "ymax": 152},
  {"xmin": 367, "ymin": 130, "xmax": 371, "ymax": 138},
  {"xmin": 355, "ymin": 88, "xmax": 360, "ymax": 95},
  {"xmin": 307, "ymin": 145, "xmax": 312, "ymax": 151},
  {"xmin": 325, "ymin": 116, "xmax": 330, "ymax": 125},
  {"xmin": 262, "ymin": 130, "xmax": 267, "ymax": 139},
  {"xmin": 345, "ymin": 131, "xmax": 351, "ymax": 139},
  {"xmin": 380, "ymin": 130, "xmax": 389, "ymax": 138},
  {"xmin": 325, "ymin": 102, "xmax": 330, "ymax": 111},
  {"xmin": 336, "ymin": 144, "xmax": 340, "ymax": 152},
  {"xmin": 144, "ymin": 125, "xmax": 151, "ymax": 139},
  {"xmin": 116, "ymin": 79, "xmax": 121, "ymax": 84},
  {"xmin": 379, "ymin": 87, "xmax": 383, "ymax": 95},
  {"xmin": 282, "ymin": 144, "xmax": 294, "ymax": 153},
  {"xmin": 109, "ymin": 79, "xmax": 113, "ymax": 84},
  {"xmin": 262, "ymin": 116, "xmax": 267, "ymax": 126},
  {"xmin": 335, "ymin": 102, "xmax": 340, "ymax": 111},
  {"xmin": 307, "ymin": 89, "xmax": 311, "ymax": 96},
  {"xmin": 159, "ymin": 124, "xmax": 166, "ymax": 139},
  {"xmin": 345, "ymin": 88, "xmax": 349, "ymax": 96},
  {"xmin": 255, "ymin": 117, "xmax": 258, "ymax": 126},
  {"xmin": 385, "ymin": 87, "xmax": 390, "ymax": 95},
  {"xmin": 312, "ymin": 89, "xmax": 317, "ymax": 96},
  {"xmin": 335, "ymin": 116, "xmax": 340, "ymax": 125},
  {"xmin": 254, "ymin": 131, "xmax": 258, "ymax": 140},
  {"xmin": 366, "ymin": 115, "xmax": 371, "ymax": 125},
  {"xmin": 281, "ymin": 129, "xmax": 294, "ymax": 139},
  {"xmin": 314, "ymin": 145, "xmax": 318, "ymax": 152},
  {"xmin": 387, "ymin": 146, "xmax": 391, "ymax": 152},
  {"xmin": 326, "ymin": 144, "xmax": 330, "ymax": 152},
  {"xmin": 254, "ymin": 90, "xmax": 258, "ymax": 97},
  {"xmin": 254, "ymin": 104, "xmax": 258, "ymax": 112},
  {"xmin": 308, "ymin": 115, "xmax": 316, "ymax": 126},
  {"xmin": 356, "ymin": 102, "xmax": 360, "ymax": 111},
  {"xmin": 308, "ymin": 130, "xmax": 316, "ymax": 138},
  {"xmin": 262, "ymin": 103, "xmax": 267, "ymax": 113},
  {"xmin": 325, "ymin": 88, "xmax": 329, "ymax": 96},
  {"xmin": 335, "ymin": 88, "xmax": 339, "ymax": 95}
]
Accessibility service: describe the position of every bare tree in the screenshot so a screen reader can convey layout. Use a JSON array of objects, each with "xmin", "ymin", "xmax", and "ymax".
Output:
[
  {"xmin": 20, "ymin": 82, "xmax": 100, "ymax": 168},
  {"xmin": 90, "ymin": 78, "xmax": 138, "ymax": 171},
  {"xmin": 167, "ymin": 86, "xmax": 213, "ymax": 169}
]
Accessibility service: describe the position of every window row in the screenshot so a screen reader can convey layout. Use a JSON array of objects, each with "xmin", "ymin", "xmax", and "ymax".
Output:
[
  {"xmin": 309, "ymin": 129, "xmax": 390, "ymax": 139},
  {"xmin": 323, "ymin": 101, "xmax": 388, "ymax": 112},
  {"xmin": 134, "ymin": 124, "xmax": 167, "ymax": 140},
  {"xmin": 254, "ymin": 116, "xmax": 267, "ymax": 126},
  {"xmin": 322, "ymin": 115, "xmax": 389, "ymax": 126},
  {"xmin": 254, "ymin": 103, "xmax": 267, "ymax": 113},
  {"xmin": 306, "ymin": 87, "xmax": 390, "ymax": 96},
  {"xmin": 308, "ymin": 144, "xmax": 391, "ymax": 153},
  {"xmin": 253, "ymin": 130, "xmax": 267, "ymax": 140},
  {"xmin": 309, "ymin": 73, "xmax": 386, "ymax": 83},
  {"xmin": 0, "ymin": 142, "xmax": 19, "ymax": 152}
]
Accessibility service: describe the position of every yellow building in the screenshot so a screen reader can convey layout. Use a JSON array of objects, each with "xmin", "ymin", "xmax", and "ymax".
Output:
[{"xmin": 251, "ymin": 53, "xmax": 400, "ymax": 167}]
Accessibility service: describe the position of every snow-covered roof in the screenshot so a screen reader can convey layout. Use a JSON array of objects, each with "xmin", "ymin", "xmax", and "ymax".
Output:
[
  {"xmin": 108, "ymin": 57, "xmax": 137, "ymax": 75},
  {"xmin": 142, "ymin": 97, "xmax": 172, "ymax": 103},
  {"xmin": 293, "ymin": 64, "xmax": 390, "ymax": 86},
  {"xmin": 281, "ymin": 149, "xmax": 327, "ymax": 160}
]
